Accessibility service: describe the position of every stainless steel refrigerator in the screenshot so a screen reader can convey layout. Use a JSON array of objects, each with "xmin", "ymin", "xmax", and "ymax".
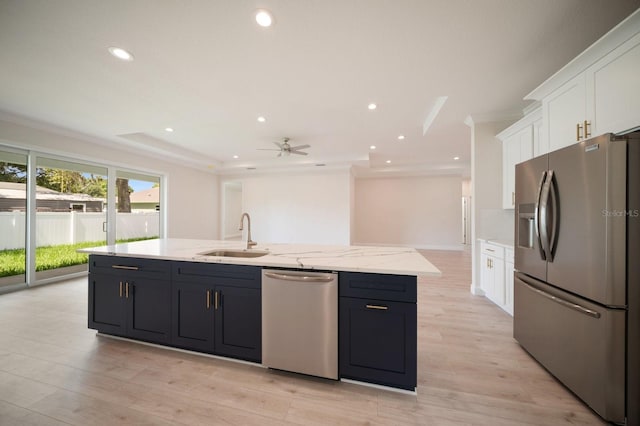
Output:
[{"xmin": 513, "ymin": 131, "xmax": 640, "ymax": 425}]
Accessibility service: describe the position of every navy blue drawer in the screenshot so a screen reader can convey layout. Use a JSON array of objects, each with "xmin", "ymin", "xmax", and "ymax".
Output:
[
  {"xmin": 172, "ymin": 261, "xmax": 261, "ymax": 288},
  {"xmin": 339, "ymin": 272, "xmax": 416, "ymax": 303},
  {"xmin": 89, "ymin": 255, "xmax": 171, "ymax": 280}
]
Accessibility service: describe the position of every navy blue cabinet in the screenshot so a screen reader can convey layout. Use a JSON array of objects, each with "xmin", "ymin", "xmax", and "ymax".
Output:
[
  {"xmin": 173, "ymin": 280, "xmax": 214, "ymax": 352},
  {"xmin": 88, "ymin": 255, "xmax": 172, "ymax": 344},
  {"xmin": 339, "ymin": 272, "xmax": 417, "ymax": 391},
  {"xmin": 88, "ymin": 254, "xmax": 417, "ymax": 391},
  {"xmin": 172, "ymin": 262, "xmax": 262, "ymax": 362}
]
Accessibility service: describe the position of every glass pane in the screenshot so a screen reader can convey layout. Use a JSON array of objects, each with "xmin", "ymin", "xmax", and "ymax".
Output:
[
  {"xmin": 115, "ymin": 171, "xmax": 160, "ymax": 243},
  {"xmin": 0, "ymin": 149, "xmax": 28, "ymax": 287},
  {"xmin": 35, "ymin": 158, "xmax": 107, "ymax": 280}
]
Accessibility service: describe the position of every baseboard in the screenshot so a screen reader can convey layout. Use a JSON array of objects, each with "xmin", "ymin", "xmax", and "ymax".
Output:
[{"xmin": 470, "ymin": 283, "xmax": 485, "ymax": 296}]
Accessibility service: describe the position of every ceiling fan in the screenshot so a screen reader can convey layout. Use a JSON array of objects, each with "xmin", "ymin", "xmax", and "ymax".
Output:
[{"xmin": 259, "ymin": 137, "xmax": 310, "ymax": 157}]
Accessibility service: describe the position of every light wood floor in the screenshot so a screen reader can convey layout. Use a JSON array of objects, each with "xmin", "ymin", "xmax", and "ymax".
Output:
[{"xmin": 0, "ymin": 249, "xmax": 606, "ymax": 425}]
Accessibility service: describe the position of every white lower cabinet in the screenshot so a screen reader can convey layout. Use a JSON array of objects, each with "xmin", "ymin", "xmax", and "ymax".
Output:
[
  {"xmin": 479, "ymin": 241, "xmax": 513, "ymax": 316},
  {"xmin": 504, "ymin": 248, "xmax": 514, "ymax": 316}
]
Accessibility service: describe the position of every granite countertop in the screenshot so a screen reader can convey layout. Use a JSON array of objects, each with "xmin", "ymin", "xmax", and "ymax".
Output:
[
  {"xmin": 79, "ymin": 238, "xmax": 441, "ymax": 277},
  {"xmin": 478, "ymin": 238, "xmax": 514, "ymax": 249}
]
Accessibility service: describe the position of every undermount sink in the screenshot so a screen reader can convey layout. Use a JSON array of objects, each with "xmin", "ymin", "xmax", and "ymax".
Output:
[{"xmin": 198, "ymin": 249, "xmax": 269, "ymax": 258}]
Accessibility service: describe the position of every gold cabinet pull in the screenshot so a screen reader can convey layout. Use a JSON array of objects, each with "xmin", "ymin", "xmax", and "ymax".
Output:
[
  {"xmin": 366, "ymin": 304, "xmax": 388, "ymax": 310},
  {"xmin": 214, "ymin": 291, "xmax": 219, "ymax": 310},
  {"xmin": 125, "ymin": 282, "xmax": 129, "ymax": 299},
  {"xmin": 206, "ymin": 290, "xmax": 211, "ymax": 309},
  {"xmin": 576, "ymin": 123, "xmax": 583, "ymax": 141},
  {"xmin": 584, "ymin": 120, "xmax": 591, "ymax": 138},
  {"xmin": 119, "ymin": 281, "xmax": 123, "ymax": 298},
  {"xmin": 112, "ymin": 265, "xmax": 139, "ymax": 270}
]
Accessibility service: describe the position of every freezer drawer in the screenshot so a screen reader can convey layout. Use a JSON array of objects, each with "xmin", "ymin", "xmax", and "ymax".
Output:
[{"xmin": 513, "ymin": 273, "xmax": 625, "ymax": 424}]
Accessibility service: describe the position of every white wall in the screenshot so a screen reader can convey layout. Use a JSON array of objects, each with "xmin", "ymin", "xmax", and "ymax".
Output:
[
  {"xmin": 462, "ymin": 178, "xmax": 471, "ymax": 197},
  {"xmin": 0, "ymin": 117, "xmax": 219, "ymax": 239},
  {"xmin": 223, "ymin": 169, "xmax": 352, "ymax": 245},
  {"xmin": 354, "ymin": 175, "xmax": 463, "ymax": 250},
  {"xmin": 470, "ymin": 119, "xmax": 516, "ymax": 294},
  {"xmin": 222, "ymin": 182, "xmax": 243, "ymax": 239},
  {"xmin": 164, "ymin": 166, "xmax": 219, "ymax": 239}
]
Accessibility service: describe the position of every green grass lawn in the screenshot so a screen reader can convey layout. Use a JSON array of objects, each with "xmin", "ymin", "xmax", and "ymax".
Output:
[{"xmin": 0, "ymin": 238, "xmax": 157, "ymax": 278}]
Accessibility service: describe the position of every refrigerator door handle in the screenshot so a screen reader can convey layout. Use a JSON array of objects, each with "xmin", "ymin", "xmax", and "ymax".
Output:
[
  {"xmin": 547, "ymin": 170, "xmax": 558, "ymax": 262},
  {"xmin": 534, "ymin": 170, "xmax": 547, "ymax": 261},
  {"xmin": 539, "ymin": 170, "xmax": 555, "ymax": 261},
  {"xmin": 517, "ymin": 273, "xmax": 601, "ymax": 319}
]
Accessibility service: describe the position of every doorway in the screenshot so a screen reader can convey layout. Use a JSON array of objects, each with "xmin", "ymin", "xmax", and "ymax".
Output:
[{"xmin": 222, "ymin": 181, "xmax": 243, "ymax": 241}]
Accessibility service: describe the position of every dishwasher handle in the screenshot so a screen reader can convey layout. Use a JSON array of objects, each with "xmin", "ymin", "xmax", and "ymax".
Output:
[{"xmin": 264, "ymin": 271, "xmax": 335, "ymax": 283}]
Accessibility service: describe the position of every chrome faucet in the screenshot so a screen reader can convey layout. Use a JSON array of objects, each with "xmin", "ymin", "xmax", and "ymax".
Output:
[{"xmin": 239, "ymin": 212, "xmax": 257, "ymax": 249}]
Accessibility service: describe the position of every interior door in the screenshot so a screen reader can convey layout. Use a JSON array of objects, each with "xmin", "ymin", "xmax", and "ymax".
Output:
[{"xmin": 547, "ymin": 134, "xmax": 626, "ymax": 306}]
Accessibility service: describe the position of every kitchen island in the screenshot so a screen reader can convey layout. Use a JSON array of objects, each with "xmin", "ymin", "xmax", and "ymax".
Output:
[{"xmin": 81, "ymin": 238, "xmax": 440, "ymax": 392}]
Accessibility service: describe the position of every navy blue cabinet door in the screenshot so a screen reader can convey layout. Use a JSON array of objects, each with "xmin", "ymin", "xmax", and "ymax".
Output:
[
  {"xmin": 172, "ymin": 262, "xmax": 262, "ymax": 362},
  {"xmin": 214, "ymin": 285, "xmax": 261, "ymax": 362},
  {"xmin": 88, "ymin": 255, "xmax": 172, "ymax": 345},
  {"xmin": 339, "ymin": 297, "xmax": 417, "ymax": 390},
  {"xmin": 172, "ymin": 281, "xmax": 214, "ymax": 353},
  {"xmin": 127, "ymin": 277, "xmax": 172, "ymax": 344},
  {"xmin": 88, "ymin": 273, "xmax": 126, "ymax": 336}
]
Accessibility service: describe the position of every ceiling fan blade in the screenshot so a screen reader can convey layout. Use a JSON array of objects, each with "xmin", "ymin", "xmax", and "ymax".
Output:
[
  {"xmin": 273, "ymin": 141, "xmax": 284, "ymax": 149},
  {"xmin": 290, "ymin": 144, "xmax": 310, "ymax": 151},
  {"xmin": 257, "ymin": 148, "xmax": 281, "ymax": 151},
  {"xmin": 290, "ymin": 151, "xmax": 308, "ymax": 155}
]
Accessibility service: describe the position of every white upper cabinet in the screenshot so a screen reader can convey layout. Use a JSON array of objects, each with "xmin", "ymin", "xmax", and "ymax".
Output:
[
  {"xmin": 542, "ymin": 73, "xmax": 588, "ymax": 152},
  {"xmin": 532, "ymin": 117, "xmax": 545, "ymax": 157},
  {"xmin": 497, "ymin": 108, "xmax": 539, "ymax": 209},
  {"xmin": 587, "ymin": 31, "xmax": 640, "ymax": 136},
  {"xmin": 526, "ymin": 9, "xmax": 640, "ymax": 152}
]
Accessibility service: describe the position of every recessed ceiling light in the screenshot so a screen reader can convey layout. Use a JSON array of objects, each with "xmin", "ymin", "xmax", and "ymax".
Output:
[
  {"xmin": 257, "ymin": 116, "xmax": 266, "ymax": 123},
  {"xmin": 397, "ymin": 135, "xmax": 405, "ymax": 140},
  {"xmin": 165, "ymin": 127, "xmax": 174, "ymax": 132},
  {"xmin": 370, "ymin": 145, "xmax": 376, "ymax": 150},
  {"xmin": 255, "ymin": 10, "xmax": 273, "ymax": 27},
  {"xmin": 386, "ymin": 160, "xmax": 391, "ymax": 164},
  {"xmin": 454, "ymin": 156, "xmax": 460, "ymax": 160},
  {"xmin": 233, "ymin": 155, "xmax": 239, "ymax": 159},
  {"xmin": 368, "ymin": 103, "xmax": 377, "ymax": 110},
  {"xmin": 108, "ymin": 46, "xmax": 134, "ymax": 61}
]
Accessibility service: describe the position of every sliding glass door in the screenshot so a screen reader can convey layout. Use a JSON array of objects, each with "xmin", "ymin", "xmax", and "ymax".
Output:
[
  {"xmin": 0, "ymin": 144, "xmax": 164, "ymax": 290},
  {"xmin": 115, "ymin": 170, "xmax": 160, "ymax": 243},
  {"xmin": 0, "ymin": 149, "xmax": 28, "ymax": 287},
  {"xmin": 34, "ymin": 157, "xmax": 107, "ymax": 281}
]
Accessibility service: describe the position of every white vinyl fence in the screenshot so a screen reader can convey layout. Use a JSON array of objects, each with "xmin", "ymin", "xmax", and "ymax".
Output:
[{"xmin": 0, "ymin": 211, "xmax": 159, "ymax": 250}]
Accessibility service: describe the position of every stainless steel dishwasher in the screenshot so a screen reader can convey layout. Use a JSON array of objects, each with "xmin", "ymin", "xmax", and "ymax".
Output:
[{"xmin": 262, "ymin": 269, "xmax": 338, "ymax": 380}]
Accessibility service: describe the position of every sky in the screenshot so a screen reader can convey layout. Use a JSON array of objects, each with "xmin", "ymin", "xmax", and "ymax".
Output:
[{"xmin": 129, "ymin": 180, "xmax": 155, "ymax": 192}]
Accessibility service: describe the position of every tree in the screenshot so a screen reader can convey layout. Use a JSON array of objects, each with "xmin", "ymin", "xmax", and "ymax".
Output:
[
  {"xmin": 116, "ymin": 178, "xmax": 131, "ymax": 212},
  {"xmin": 82, "ymin": 175, "xmax": 107, "ymax": 198},
  {"xmin": 35, "ymin": 168, "xmax": 84, "ymax": 193}
]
